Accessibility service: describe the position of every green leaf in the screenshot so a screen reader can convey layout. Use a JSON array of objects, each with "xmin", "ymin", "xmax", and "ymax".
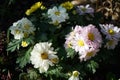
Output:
[
  {"xmin": 66, "ymin": 48, "xmax": 76, "ymax": 59},
  {"xmin": 7, "ymin": 39, "xmax": 22, "ymax": 52},
  {"xmin": 45, "ymin": 66, "xmax": 67, "ymax": 79},
  {"xmin": 86, "ymin": 60, "xmax": 99, "ymax": 74},
  {"xmin": 19, "ymin": 73, "xmax": 28, "ymax": 80},
  {"xmin": 8, "ymin": 0, "xmax": 16, "ymax": 5},
  {"xmin": 25, "ymin": 36, "xmax": 35, "ymax": 45},
  {"xmin": 27, "ymin": 69, "xmax": 38, "ymax": 80},
  {"xmin": 106, "ymin": 72, "xmax": 117, "ymax": 80},
  {"xmin": 16, "ymin": 47, "xmax": 33, "ymax": 68}
]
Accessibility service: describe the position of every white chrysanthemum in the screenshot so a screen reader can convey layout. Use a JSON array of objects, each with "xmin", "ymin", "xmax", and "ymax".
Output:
[
  {"xmin": 73, "ymin": 25, "xmax": 83, "ymax": 34},
  {"xmin": 72, "ymin": 33, "xmax": 89, "ymax": 53},
  {"xmin": 77, "ymin": 4, "xmax": 94, "ymax": 15},
  {"xmin": 10, "ymin": 22, "xmax": 24, "ymax": 39},
  {"xmin": 79, "ymin": 48, "xmax": 99, "ymax": 61},
  {"xmin": 105, "ymin": 39, "xmax": 118, "ymax": 49},
  {"xmin": 47, "ymin": 6, "xmax": 69, "ymax": 24},
  {"xmin": 9, "ymin": 17, "xmax": 35, "ymax": 39},
  {"xmin": 21, "ymin": 18, "xmax": 36, "ymax": 34},
  {"xmin": 100, "ymin": 24, "xmax": 120, "ymax": 40},
  {"xmin": 30, "ymin": 42, "xmax": 59, "ymax": 73},
  {"xmin": 68, "ymin": 71, "xmax": 80, "ymax": 80},
  {"xmin": 65, "ymin": 31, "xmax": 75, "ymax": 48},
  {"xmin": 65, "ymin": 25, "xmax": 83, "ymax": 48}
]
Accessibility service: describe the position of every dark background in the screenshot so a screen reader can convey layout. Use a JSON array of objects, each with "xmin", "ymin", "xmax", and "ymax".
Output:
[{"xmin": 0, "ymin": 0, "xmax": 68, "ymax": 31}]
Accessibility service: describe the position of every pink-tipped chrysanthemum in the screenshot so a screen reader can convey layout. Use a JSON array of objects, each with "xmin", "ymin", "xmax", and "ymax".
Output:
[
  {"xmin": 65, "ymin": 24, "xmax": 102, "ymax": 61},
  {"xmin": 79, "ymin": 48, "xmax": 99, "ymax": 61},
  {"xmin": 64, "ymin": 25, "xmax": 83, "ymax": 48},
  {"xmin": 72, "ymin": 33, "xmax": 89, "ymax": 54},
  {"xmin": 64, "ymin": 33, "xmax": 74, "ymax": 48},
  {"xmin": 83, "ymin": 24, "xmax": 102, "ymax": 49}
]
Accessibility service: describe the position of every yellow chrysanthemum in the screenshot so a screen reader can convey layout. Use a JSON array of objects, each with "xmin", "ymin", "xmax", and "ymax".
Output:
[
  {"xmin": 21, "ymin": 41, "xmax": 28, "ymax": 47},
  {"xmin": 40, "ymin": 5, "xmax": 46, "ymax": 10},
  {"xmin": 25, "ymin": 2, "xmax": 45, "ymax": 16},
  {"xmin": 61, "ymin": 1, "xmax": 73, "ymax": 10}
]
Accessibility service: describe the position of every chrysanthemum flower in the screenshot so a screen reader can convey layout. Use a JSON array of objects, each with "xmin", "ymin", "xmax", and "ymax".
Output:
[
  {"xmin": 65, "ymin": 24, "xmax": 102, "ymax": 61},
  {"xmin": 68, "ymin": 71, "xmax": 80, "ymax": 80},
  {"xmin": 25, "ymin": 2, "xmax": 43, "ymax": 16},
  {"xmin": 73, "ymin": 25, "xmax": 83, "ymax": 34},
  {"xmin": 64, "ymin": 32, "xmax": 74, "ymax": 48},
  {"xmin": 21, "ymin": 18, "xmax": 36, "ymax": 36},
  {"xmin": 83, "ymin": 24, "xmax": 102, "ymax": 49},
  {"xmin": 65, "ymin": 25, "xmax": 83, "ymax": 48},
  {"xmin": 79, "ymin": 48, "xmax": 99, "ymax": 61},
  {"xmin": 72, "ymin": 33, "xmax": 89, "ymax": 53},
  {"xmin": 10, "ymin": 23, "xmax": 24, "ymax": 39},
  {"xmin": 76, "ymin": 4, "xmax": 94, "ymax": 15},
  {"xmin": 105, "ymin": 39, "xmax": 119, "ymax": 49},
  {"xmin": 30, "ymin": 42, "xmax": 59, "ymax": 73},
  {"xmin": 61, "ymin": 1, "xmax": 74, "ymax": 10},
  {"xmin": 10, "ymin": 17, "xmax": 35, "ymax": 39},
  {"xmin": 21, "ymin": 41, "xmax": 29, "ymax": 47},
  {"xmin": 47, "ymin": 6, "xmax": 69, "ymax": 25},
  {"xmin": 100, "ymin": 24, "xmax": 120, "ymax": 40}
]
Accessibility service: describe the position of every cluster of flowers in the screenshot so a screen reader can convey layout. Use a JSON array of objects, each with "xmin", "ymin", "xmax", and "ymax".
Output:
[
  {"xmin": 10, "ymin": 18, "xmax": 36, "ymax": 40},
  {"xmin": 65, "ymin": 24, "xmax": 102, "ymax": 61},
  {"xmin": 100, "ymin": 24, "xmax": 120, "ymax": 49},
  {"xmin": 8, "ymin": 1, "xmax": 120, "ymax": 80},
  {"xmin": 65, "ymin": 23, "xmax": 120, "ymax": 62}
]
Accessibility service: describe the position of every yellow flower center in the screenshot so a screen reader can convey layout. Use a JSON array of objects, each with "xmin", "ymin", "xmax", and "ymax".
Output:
[
  {"xmin": 108, "ymin": 29, "xmax": 115, "ymax": 35},
  {"xmin": 21, "ymin": 41, "xmax": 28, "ymax": 47},
  {"xmin": 108, "ymin": 40, "xmax": 114, "ymax": 46},
  {"xmin": 81, "ymin": 8, "xmax": 86, "ymax": 12},
  {"xmin": 41, "ymin": 52, "xmax": 48, "ymax": 59},
  {"xmin": 24, "ymin": 32, "xmax": 29, "ymax": 38},
  {"xmin": 53, "ymin": 20, "xmax": 59, "ymax": 25},
  {"xmin": 51, "ymin": 58, "xmax": 59, "ymax": 63},
  {"xmin": 68, "ymin": 42, "xmax": 72, "ymax": 48},
  {"xmin": 55, "ymin": 11, "xmax": 60, "ymax": 16},
  {"xmin": 24, "ymin": 24, "xmax": 30, "ymax": 30},
  {"xmin": 72, "ymin": 10, "xmax": 77, "ymax": 15},
  {"xmin": 88, "ymin": 33, "xmax": 94, "ymax": 41},
  {"xmin": 78, "ymin": 40, "xmax": 84, "ymax": 47},
  {"xmin": 86, "ymin": 51, "xmax": 94, "ymax": 57},
  {"xmin": 73, "ymin": 71, "xmax": 79, "ymax": 77},
  {"xmin": 15, "ymin": 29, "xmax": 20, "ymax": 34}
]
